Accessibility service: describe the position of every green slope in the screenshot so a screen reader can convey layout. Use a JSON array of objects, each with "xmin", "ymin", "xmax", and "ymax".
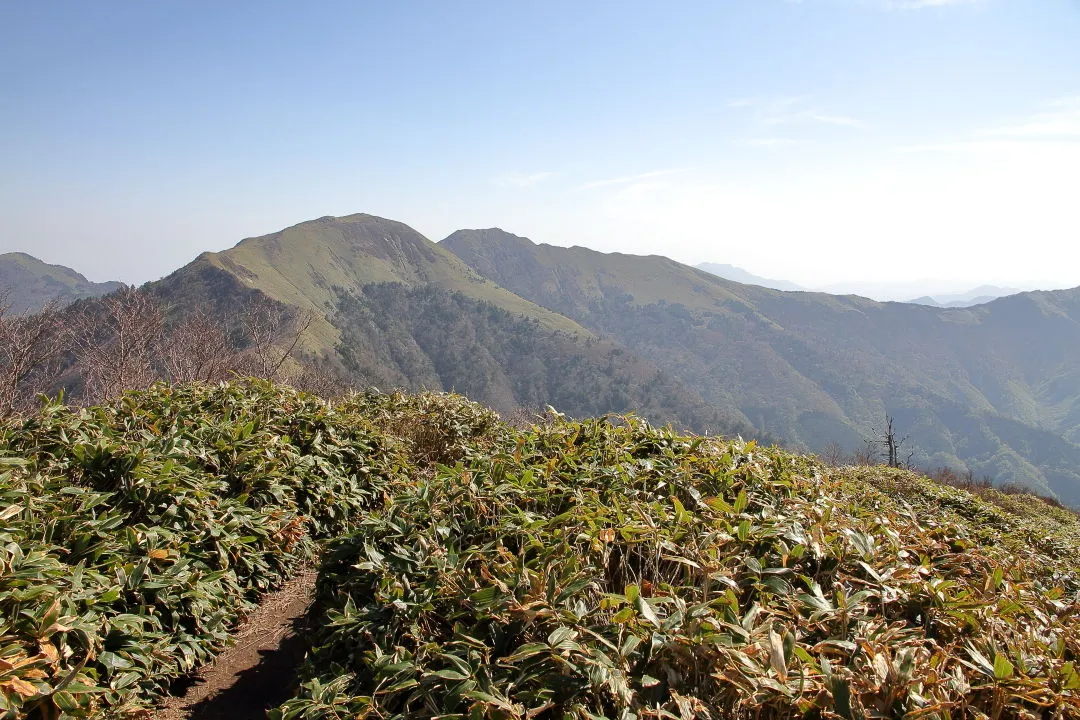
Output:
[
  {"xmin": 184, "ymin": 214, "xmax": 587, "ymax": 351},
  {"xmin": 155, "ymin": 214, "xmax": 752, "ymax": 436},
  {"xmin": 0, "ymin": 252, "xmax": 122, "ymax": 312},
  {"xmin": 441, "ymin": 228, "xmax": 751, "ymax": 312},
  {"xmin": 331, "ymin": 282, "xmax": 754, "ymax": 436},
  {"xmin": 442, "ymin": 228, "xmax": 1080, "ymax": 503}
]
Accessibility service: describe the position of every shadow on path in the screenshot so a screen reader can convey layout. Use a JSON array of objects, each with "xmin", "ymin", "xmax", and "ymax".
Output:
[
  {"xmin": 157, "ymin": 571, "xmax": 316, "ymax": 720},
  {"xmin": 180, "ymin": 624, "xmax": 308, "ymax": 720}
]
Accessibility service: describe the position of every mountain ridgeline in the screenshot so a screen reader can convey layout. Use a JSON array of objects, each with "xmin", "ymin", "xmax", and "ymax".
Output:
[
  {"xmin": 441, "ymin": 228, "xmax": 1080, "ymax": 503},
  {"xmin": 151, "ymin": 214, "xmax": 757, "ymax": 440},
  {"xmin": 9, "ymin": 213, "xmax": 1080, "ymax": 504},
  {"xmin": 0, "ymin": 252, "xmax": 122, "ymax": 312}
]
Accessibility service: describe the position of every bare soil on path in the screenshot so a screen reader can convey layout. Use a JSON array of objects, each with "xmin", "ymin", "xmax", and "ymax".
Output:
[{"xmin": 156, "ymin": 570, "xmax": 317, "ymax": 720}]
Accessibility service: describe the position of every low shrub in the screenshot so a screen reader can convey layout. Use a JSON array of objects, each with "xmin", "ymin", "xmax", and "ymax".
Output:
[
  {"xmin": 276, "ymin": 417, "xmax": 1080, "ymax": 719},
  {"xmin": 0, "ymin": 381, "xmax": 399, "ymax": 718}
]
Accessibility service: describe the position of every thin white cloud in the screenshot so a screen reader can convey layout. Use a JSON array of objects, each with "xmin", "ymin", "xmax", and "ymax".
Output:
[
  {"xmin": 737, "ymin": 137, "xmax": 797, "ymax": 147},
  {"xmin": 579, "ymin": 168, "xmax": 687, "ymax": 191},
  {"xmin": 728, "ymin": 95, "xmax": 808, "ymax": 112},
  {"xmin": 731, "ymin": 95, "xmax": 860, "ymax": 131},
  {"xmin": 495, "ymin": 171, "xmax": 556, "ymax": 188},
  {"xmin": 1048, "ymin": 96, "xmax": 1080, "ymax": 109},
  {"xmin": 897, "ymin": 97, "xmax": 1080, "ymax": 152},
  {"xmin": 764, "ymin": 110, "xmax": 862, "ymax": 127},
  {"xmin": 977, "ymin": 98, "xmax": 1080, "ymax": 139},
  {"xmin": 894, "ymin": 140, "xmax": 1069, "ymax": 154}
]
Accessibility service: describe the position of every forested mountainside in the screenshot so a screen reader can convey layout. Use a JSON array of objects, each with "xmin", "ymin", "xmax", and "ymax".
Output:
[
  {"xmin": 331, "ymin": 282, "xmax": 750, "ymax": 435},
  {"xmin": 442, "ymin": 228, "xmax": 1080, "ymax": 503}
]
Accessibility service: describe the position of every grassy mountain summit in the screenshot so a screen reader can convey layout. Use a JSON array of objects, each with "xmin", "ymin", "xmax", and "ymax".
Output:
[
  {"xmin": 0, "ymin": 252, "xmax": 122, "ymax": 312},
  {"xmin": 187, "ymin": 214, "xmax": 586, "ymax": 347},
  {"xmin": 442, "ymin": 228, "xmax": 1080, "ymax": 504},
  {"xmin": 442, "ymin": 228, "xmax": 751, "ymax": 314},
  {"xmin": 153, "ymin": 214, "xmax": 750, "ymax": 436}
]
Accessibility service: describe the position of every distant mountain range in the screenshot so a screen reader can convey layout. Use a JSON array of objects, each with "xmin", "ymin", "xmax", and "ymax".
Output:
[
  {"xmin": 5, "ymin": 215, "xmax": 1080, "ymax": 503},
  {"xmin": 695, "ymin": 263, "xmax": 807, "ymax": 292},
  {"xmin": 0, "ymin": 252, "xmax": 122, "ymax": 312},
  {"xmin": 905, "ymin": 285, "xmax": 1023, "ymax": 308},
  {"xmin": 444, "ymin": 228, "xmax": 1080, "ymax": 504},
  {"xmin": 696, "ymin": 262, "xmax": 1021, "ymax": 307},
  {"xmin": 149, "ymin": 215, "xmax": 751, "ymax": 437}
]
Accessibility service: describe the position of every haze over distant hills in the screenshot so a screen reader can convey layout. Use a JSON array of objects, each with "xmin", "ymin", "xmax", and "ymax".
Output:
[
  {"xmin": 0, "ymin": 252, "xmax": 122, "ymax": 312},
  {"xmin": 6, "ymin": 214, "xmax": 1080, "ymax": 504},
  {"xmin": 695, "ymin": 263, "xmax": 807, "ymax": 292},
  {"xmin": 697, "ymin": 261, "xmax": 1025, "ymax": 306},
  {"xmin": 444, "ymin": 227, "xmax": 1080, "ymax": 504},
  {"xmin": 906, "ymin": 285, "xmax": 1023, "ymax": 308}
]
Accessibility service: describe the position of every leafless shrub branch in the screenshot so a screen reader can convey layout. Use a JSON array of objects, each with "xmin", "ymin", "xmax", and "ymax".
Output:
[
  {"xmin": 240, "ymin": 297, "xmax": 314, "ymax": 382},
  {"xmin": 0, "ymin": 296, "xmax": 69, "ymax": 417},
  {"xmin": 72, "ymin": 286, "xmax": 164, "ymax": 404},
  {"xmin": 161, "ymin": 305, "xmax": 241, "ymax": 383}
]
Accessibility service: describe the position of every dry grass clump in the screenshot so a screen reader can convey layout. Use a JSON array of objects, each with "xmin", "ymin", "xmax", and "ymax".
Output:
[{"xmin": 338, "ymin": 389, "xmax": 501, "ymax": 467}]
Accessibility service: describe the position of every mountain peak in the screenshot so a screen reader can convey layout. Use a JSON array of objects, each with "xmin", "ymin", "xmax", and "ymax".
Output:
[
  {"xmin": 0, "ymin": 252, "xmax": 122, "ymax": 312},
  {"xmin": 168, "ymin": 213, "xmax": 588, "ymax": 342},
  {"xmin": 441, "ymin": 228, "xmax": 538, "ymax": 252}
]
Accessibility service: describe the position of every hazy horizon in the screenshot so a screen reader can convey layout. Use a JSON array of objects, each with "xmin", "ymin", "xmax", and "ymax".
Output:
[{"xmin": 3, "ymin": 2, "xmax": 1079, "ymax": 292}]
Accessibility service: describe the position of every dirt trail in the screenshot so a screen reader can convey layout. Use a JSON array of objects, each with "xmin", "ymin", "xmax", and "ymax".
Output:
[{"xmin": 157, "ymin": 570, "xmax": 317, "ymax": 720}]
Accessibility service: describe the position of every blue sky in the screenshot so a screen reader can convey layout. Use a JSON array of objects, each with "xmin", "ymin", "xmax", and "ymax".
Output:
[{"xmin": 2, "ymin": 1, "xmax": 1079, "ymax": 297}]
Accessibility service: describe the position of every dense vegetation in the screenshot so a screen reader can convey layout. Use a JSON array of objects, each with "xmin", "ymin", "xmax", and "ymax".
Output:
[
  {"xmin": 276, "ymin": 399, "xmax": 1080, "ymax": 719},
  {"xmin": 333, "ymin": 283, "xmax": 754, "ymax": 438},
  {"xmin": 1, "ymin": 383, "xmax": 1078, "ymax": 718},
  {"xmin": 0, "ymin": 382, "xmax": 399, "ymax": 718},
  {"xmin": 441, "ymin": 227, "xmax": 1080, "ymax": 503}
]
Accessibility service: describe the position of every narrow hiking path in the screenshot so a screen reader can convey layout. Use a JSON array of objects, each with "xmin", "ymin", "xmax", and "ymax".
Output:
[{"xmin": 157, "ymin": 570, "xmax": 317, "ymax": 720}]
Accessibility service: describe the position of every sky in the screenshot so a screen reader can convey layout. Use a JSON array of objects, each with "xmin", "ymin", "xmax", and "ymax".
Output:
[{"xmin": 2, "ymin": 1, "xmax": 1079, "ymax": 299}]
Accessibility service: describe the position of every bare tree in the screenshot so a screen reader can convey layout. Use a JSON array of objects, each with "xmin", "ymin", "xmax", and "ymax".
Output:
[
  {"xmin": 869, "ymin": 413, "xmax": 914, "ymax": 469},
  {"xmin": 818, "ymin": 441, "xmax": 847, "ymax": 466},
  {"xmin": 0, "ymin": 297, "xmax": 69, "ymax": 417},
  {"xmin": 240, "ymin": 296, "xmax": 314, "ymax": 382},
  {"xmin": 291, "ymin": 357, "xmax": 349, "ymax": 398},
  {"xmin": 161, "ymin": 305, "xmax": 241, "ymax": 383},
  {"xmin": 72, "ymin": 286, "xmax": 164, "ymax": 404},
  {"xmin": 853, "ymin": 439, "xmax": 877, "ymax": 466}
]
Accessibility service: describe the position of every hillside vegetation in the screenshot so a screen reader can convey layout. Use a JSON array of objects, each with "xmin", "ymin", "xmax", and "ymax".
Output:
[
  {"xmin": 0, "ymin": 253, "xmax": 121, "ymax": 314},
  {"xmin": 332, "ymin": 282, "xmax": 753, "ymax": 436},
  {"xmin": 178, "ymin": 214, "xmax": 587, "ymax": 351},
  {"xmin": 441, "ymin": 228, "xmax": 1080, "ymax": 503},
  {"xmin": 1, "ymin": 382, "xmax": 1078, "ymax": 719},
  {"xmin": 0, "ymin": 382, "xmax": 400, "ymax": 718},
  {"xmin": 8, "ymin": 212, "xmax": 1080, "ymax": 503},
  {"xmin": 149, "ymin": 215, "xmax": 735, "ymax": 436}
]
